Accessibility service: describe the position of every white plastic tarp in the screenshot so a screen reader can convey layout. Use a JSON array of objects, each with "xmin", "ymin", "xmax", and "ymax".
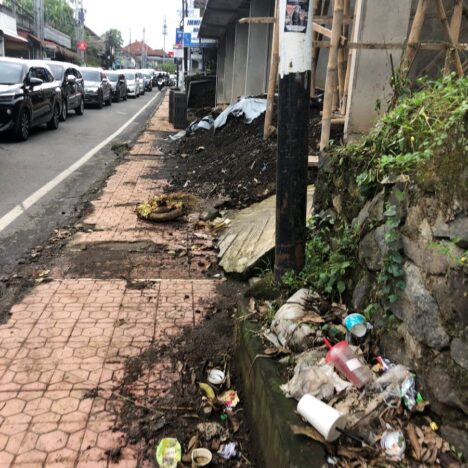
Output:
[{"xmin": 214, "ymin": 97, "xmax": 267, "ymax": 130}]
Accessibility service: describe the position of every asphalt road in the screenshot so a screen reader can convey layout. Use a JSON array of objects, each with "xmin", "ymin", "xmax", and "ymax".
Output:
[{"xmin": 0, "ymin": 90, "xmax": 164, "ymax": 275}]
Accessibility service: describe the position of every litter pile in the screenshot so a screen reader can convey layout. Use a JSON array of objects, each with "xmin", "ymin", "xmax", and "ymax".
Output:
[
  {"xmin": 112, "ymin": 303, "xmax": 256, "ymax": 466},
  {"xmin": 255, "ymin": 289, "xmax": 462, "ymax": 466},
  {"xmin": 167, "ymin": 97, "xmax": 324, "ymax": 209},
  {"xmin": 136, "ymin": 193, "xmax": 201, "ymax": 222}
]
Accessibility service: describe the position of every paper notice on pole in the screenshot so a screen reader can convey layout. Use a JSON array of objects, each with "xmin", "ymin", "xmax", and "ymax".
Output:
[{"xmin": 279, "ymin": 0, "xmax": 313, "ymax": 77}]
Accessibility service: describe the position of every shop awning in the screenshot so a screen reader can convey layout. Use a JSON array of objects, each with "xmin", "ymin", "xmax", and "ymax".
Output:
[
  {"xmin": 199, "ymin": 0, "xmax": 250, "ymax": 39},
  {"xmin": 18, "ymin": 31, "xmax": 42, "ymax": 43},
  {"xmin": 1, "ymin": 29, "xmax": 28, "ymax": 43}
]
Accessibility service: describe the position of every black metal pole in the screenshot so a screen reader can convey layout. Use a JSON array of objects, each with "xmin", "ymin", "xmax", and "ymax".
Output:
[{"xmin": 274, "ymin": 71, "xmax": 310, "ymax": 281}]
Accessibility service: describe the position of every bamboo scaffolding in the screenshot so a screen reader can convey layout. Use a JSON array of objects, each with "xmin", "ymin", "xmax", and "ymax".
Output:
[
  {"xmin": 320, "ymin": 0, "xmax": 344, "ymax": 151},
  {"xmin": 263, "ymin": 0, "xmax": 279, "ymax": 140},
  {"xmin": 404, "ymin": 0, "xmax": 429, "ymax": 70},
  {"xmin": 435, "ymin": 0, "xmax": 464, "ymax": 76},
  {"xmin": 311, "ymin": 0, "xmax": 324, "ymax": 97},
  {"xmin": 444, "ymin": 0, "xmax": 463, "ymax": 74}
]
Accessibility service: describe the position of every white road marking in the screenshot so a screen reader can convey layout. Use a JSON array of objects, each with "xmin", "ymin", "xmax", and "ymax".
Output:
[{"xmin": 0, "ymin": 92, "xmax": 161, "ymax": 234}]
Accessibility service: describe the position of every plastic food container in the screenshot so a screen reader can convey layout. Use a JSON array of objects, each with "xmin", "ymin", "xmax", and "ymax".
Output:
[{"xmin": 325, "ymin": 340, "xmax": 372, "ymax": 388}]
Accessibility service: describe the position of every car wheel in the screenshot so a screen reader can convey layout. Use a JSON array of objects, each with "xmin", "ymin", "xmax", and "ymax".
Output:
[
  {"xmin": 76, "ymin": 98, "xmax": 84, "ymax": 115},
  {"xmin": 47, "ymin": 103, "xmax": 60, "ymax": 130},
  {"xmin": 60, "ymin": 99, "xmax": 68, "ymax": 122},
  {"xmin": 97, "ymin": 92, "xmax": 104, "ymax": 109},
  {"xmin": 14, "ymin": 109, "xmax": 30, "ymax": 142}
]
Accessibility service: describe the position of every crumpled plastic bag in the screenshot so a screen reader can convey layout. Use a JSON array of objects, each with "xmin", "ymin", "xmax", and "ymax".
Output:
[
  {"xmin": 270, "ymin": 289, "xmax": 317, "ymax": 351},
  {"xmin": 281, "ymin": 361, "xmax": 350, "ymax": 401},
  {"xmin": 187, "ymin": 115, "xmax": 214, "ymax": 135},
  {"xmin": 214, "ymin": 97, "xmax": 267, "ymax": 129}
]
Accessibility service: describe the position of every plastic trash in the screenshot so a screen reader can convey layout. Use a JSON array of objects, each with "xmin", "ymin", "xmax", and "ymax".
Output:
[
  {"xmin": 270, "ymin": 289, "xmax": 317, "ymax": 351},
  {"xmin": 207, "ymin": 369, "xmax": 225, "ymax": 385},
  {"xmin": 401, "ymin": 374, "xmax": 417, "ymax": 410},
  {"xmin": 297, "ymin": 394, "xmax": 347, "ymax": 442},
  {"xmin": 155, "ymin": 438, "xmax": 181, "ymax": 468},
  {"xmin": 343, "ymin": 313, "xmax": 368, "ymax": 338},
  {"xmin": 324, "ymin": 339, "xmax": 372, "ymax": 388},
  {"xmin": 191, "ymin": 448, "xmax": 212, "ymax": 467},
  {"xmin": 214, "ymin": 97, "xmax": 267, "ymax": 129},
  {"xmin": 218, "ymin": 442, "xmax": 238, "ymax": 460},
  {"xmin": 219, "ymin": 390, "xmax": 239, "ymax": 410},
  {"xmin": 187, "ymin": 115, "xmax": 214, "ymax": 135},
  {"xmin": 381, "ymin": 430, "xmax": 406, "ymax": 461}
]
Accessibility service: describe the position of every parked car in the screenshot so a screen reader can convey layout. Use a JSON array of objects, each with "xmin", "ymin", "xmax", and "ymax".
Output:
[
  {"xmin": 136, "ymin": 71, "xmax": 145, "ymax": 96},
  {"xmin": 43, "ymin": 60, "xmax": 84, "ymax": 121},
  {"xmin": 0, "ymin": 57, "xmax": 61, "ymax": 141},
  {"xmin": 141, "ymin": 70, "xmax": 153, "ymax": 92},
  {"xmin": 80, "ymin": 67, "xmax": 112, "ymax": 108},
  {"xmin": 123, "ymin": 70, "xmax": 141, "ymax": 98},
  {"xmin": 107, "ymin": 71, "xmax": 128, "ymax": 102}
]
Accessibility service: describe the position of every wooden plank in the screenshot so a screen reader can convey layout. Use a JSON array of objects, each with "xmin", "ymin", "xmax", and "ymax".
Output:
[
  {"xmin": 313, "ymin": 41, "xmax": 468, "ymax": 50},
  {"xmin": 312, "ymin": 22, "xmax": 347, "ymax": 45}
]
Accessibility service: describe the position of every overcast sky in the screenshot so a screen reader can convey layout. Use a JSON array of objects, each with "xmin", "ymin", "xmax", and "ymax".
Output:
[{"xmin": 84, "ymin": 0, "xmax": 181, "ymax": 51}]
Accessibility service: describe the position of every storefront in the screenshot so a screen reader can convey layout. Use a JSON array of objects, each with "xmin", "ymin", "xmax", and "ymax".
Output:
[{"xmin": 0, "ymin": 10, "xmax": 29, "ymax": 58}]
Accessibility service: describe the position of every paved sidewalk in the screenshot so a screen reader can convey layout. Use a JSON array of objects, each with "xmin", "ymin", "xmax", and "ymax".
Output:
[{"xmin": 0, "ymin": 94, "xmax": 220, "ymax": 467}]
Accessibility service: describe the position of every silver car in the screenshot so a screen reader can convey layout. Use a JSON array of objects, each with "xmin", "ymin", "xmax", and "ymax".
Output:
[{"xmin": 123, "ymin": 70, "xmax": 141, "ymax": 98}]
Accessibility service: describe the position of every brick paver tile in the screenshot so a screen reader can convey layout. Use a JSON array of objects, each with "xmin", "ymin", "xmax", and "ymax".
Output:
[{"xmin": 0, "ymin": 96, "xmax": 222, "ymax": 466}]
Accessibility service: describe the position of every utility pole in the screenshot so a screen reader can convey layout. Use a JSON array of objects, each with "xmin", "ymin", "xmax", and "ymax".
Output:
[
  {"xmin": 274, "ymin": 0, "xmax": 313, "ymax": 281},
  {"xmin": 74, "ymin": 0, "xmax": 85, "ymax": 64},
  {"xmin": 142, "ymin": 27, "xmax": 146, "ymax": 68},
  {"xmin": 33, "ymin": 0, "xmax": 44, "ymax": 58},
  {"xmin": 162, "ymin": 15, "xmax": 168, "ymax": 64}
]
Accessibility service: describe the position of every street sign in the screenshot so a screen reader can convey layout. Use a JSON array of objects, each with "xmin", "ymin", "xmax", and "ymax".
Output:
[{"xmin": 77, "ymin": 40, "xmax": 88, "ymax": 51}]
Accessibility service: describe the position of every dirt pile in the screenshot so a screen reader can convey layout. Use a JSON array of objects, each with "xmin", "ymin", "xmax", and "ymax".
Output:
[
  {"xmin": 168, "ymin": 110, "xmax": 324, "ymax": 209},
  {"xmin": 109, "ymin": 282, "xmax": 258, "ymax": 465}
]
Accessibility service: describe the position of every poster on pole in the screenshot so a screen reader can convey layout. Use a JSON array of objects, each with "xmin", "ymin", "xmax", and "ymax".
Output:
[
  {"xmin": 279, "ymin": 0, "xmax": 313, "ymax": 76},
  {"xmin": 284, "ymin": 0, "xmax": 309, "ymax": 33}
]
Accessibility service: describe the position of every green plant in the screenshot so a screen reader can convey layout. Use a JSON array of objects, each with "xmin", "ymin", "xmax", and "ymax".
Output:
[
  {"xmin": 341, "ymin": 75, "xmax": 467, "ymax": 200},
  {"xmin": 431, "ymin": 239, "xmax": 467, "ymax": 267},
  {"xmin": 282, "ymin": 214, "xmax": 359, "ymax": 300},
  {"xmin": 376, "ymin": 202, "xmax": 406, "ymax": 310}
]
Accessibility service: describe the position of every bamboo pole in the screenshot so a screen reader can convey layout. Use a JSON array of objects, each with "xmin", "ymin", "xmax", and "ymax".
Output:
[
  {"xmin": 320, "ymin": 0, "xmax": 344, "ymax": 151},
  {"xmin": 435, "ymin": 0, "xmax": 464, "ymax": 77},
  {"xmin": 310, "ymin": 0, "xmax": 323, "ymax": 97},
  {"xmin": 263, "ymin": 0, "xmax": 279, "ymax": 140},
  {"xmin": 444, "ymin": 0, "xmax": 463, "ymax": 74},
  {"xmin": 404, "ymin": 0, "xmax": 429, "ymax": 71},
  {"xmin": 340, "ymin": 0, "xmax": 357, "ymax": 114},
  {"xmin": 314, "ymin": 41, "xmax": 468, "ymax": 50}
]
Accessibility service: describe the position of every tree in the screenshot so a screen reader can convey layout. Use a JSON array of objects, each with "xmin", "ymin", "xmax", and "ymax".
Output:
[
  {"xmin": 44, "ymin": 0, "xmax": 75, "ymax": 37},
  {"xmin": 160, "ymin": 61, "xmax": 176, "ymax": 74},
  {"xmin": 102, "ymin": 29, "xmax": 123, "ymax": 69}
]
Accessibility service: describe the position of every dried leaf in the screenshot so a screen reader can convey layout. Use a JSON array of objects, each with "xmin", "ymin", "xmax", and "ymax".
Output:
[
  {"xmin": 407, "ymin": 424, "xmax": 422, "ymax": 460},
  {"xmin": 187, "ymin": 435, "xmax": 199, "ymax": 452},
  {"xmin": 290, "ymin": 424, "xmax": 326, "ymax": 444},
  {"xmin": 298, "ymin": 314, "xmax": 325, "ymax": 324},
  {"xmin": 263, "ymin": 347, "xmax": 279, "ymax": 356},
  {"xmin": 176, "ymin": 361, "xmax": 184, "ymax": 373}
]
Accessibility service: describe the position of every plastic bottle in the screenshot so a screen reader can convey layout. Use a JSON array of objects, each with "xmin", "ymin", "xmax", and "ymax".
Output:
[{"xmin": 324, "ymin": 339, "xmax": 372, "ymax": 388}]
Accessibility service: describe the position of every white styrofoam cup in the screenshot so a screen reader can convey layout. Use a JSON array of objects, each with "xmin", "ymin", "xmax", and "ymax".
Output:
[{"xmin": 297, "ymin": 394, "xmax": 347, "ymax": 442}]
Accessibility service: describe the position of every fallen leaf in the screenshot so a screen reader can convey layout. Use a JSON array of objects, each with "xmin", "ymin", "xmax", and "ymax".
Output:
[
  {"xmin": 290, "ymin": 424, "xmax": 326, "ymax": 444},
  {"xmin": 407, "ymin": 424, "xmax": 422, "ymax": 460}
]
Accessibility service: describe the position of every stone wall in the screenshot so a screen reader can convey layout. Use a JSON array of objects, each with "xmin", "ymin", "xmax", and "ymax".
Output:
[{"xmin": 314, "ymin": 155, "xmax": 468, "ymax": 455}]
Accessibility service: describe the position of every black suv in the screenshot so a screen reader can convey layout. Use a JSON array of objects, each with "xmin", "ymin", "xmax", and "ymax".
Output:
[
  {"xmin": 0, "ymin": 57, "xmax": 61, "ymax": 141},
  {"xmin": 80, "ymin": 67, "xmax": 113, "ymax": 109},
  {"xmin": 44, "ymin": 61, "xmax": 85, "ymax": 121},
  {"xmin": 107, "ymin": 72, "xmax": 128, "ymax": 102}
]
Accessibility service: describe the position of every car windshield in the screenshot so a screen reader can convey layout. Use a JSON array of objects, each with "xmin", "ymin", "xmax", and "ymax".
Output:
[
  {"xmin": 107, "ymin": 73, "xmax": 119, "ymax": 82},
  {"xmin": 81, "ymin": 70, "xmax": 101, "ymax": 82},
  {"xmin": 0, "ymin": 62, "xmax": 24, "ymax": 85},
  {"xmin": 48, "ymin": 64, "xmax": 64, "ymax": 81},
  {"xmin": 125, "ymin": 73, "xmax": 135, "ymax": 80}
]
